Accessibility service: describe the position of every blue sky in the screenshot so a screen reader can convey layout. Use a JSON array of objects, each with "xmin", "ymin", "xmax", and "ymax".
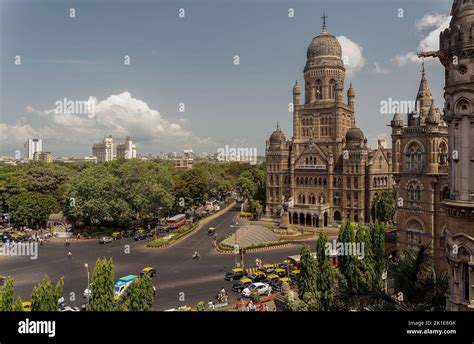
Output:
[{"xmin": 0, "ymin": 0, "xmax": 453, "ymax": 157}]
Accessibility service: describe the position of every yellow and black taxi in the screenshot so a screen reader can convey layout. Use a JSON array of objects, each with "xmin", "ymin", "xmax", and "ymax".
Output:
[
  {"xmin": 260, "ymin": 264, "xmax": 276, "ymax": 274},
  {"xmin": 274, "ymin": 268, "xmax": 287, "ymax": 278},
  {"xmin": 263, "ymin": 273, "xmax": 280, "ymax": 287},
  {"xmin": 231, "ymin": 277, "xmax": 252, "ymax": 293},
  {"xmin": 289, "ymin": 269, "xmax": 301, "ymax": 281},
  {"xmin": 274, "ymin": 277, "xmax": 291, "ymax": 291},
  {"xmin": 224, "ymin": 268, "xmax": 245, "ymax": 281},
  {"xmin": 207, "ymin": 227, "xmax": 216, "ymax": 236},
  {"xmin": 140, "ymin": 267, "xmax": 157, "ymax": 278},
  {"xmin": 247, "ymin": 271, "xmax": 267, "ymax": 282},
  {"xmin": 22, "ymin": 301, "xmax": 32, "ymax": 312}
]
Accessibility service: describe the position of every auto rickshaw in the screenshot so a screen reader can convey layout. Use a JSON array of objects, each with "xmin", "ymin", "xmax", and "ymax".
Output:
[
  {"xmin": 207, "ymin": 227, "xmax": 216, "ymax": 236},
  {"xmin": 140, "ymin": 267, "xmax": 157, "ymax": 278},
  {"xmin": 22, "ymin": 301, "xmax": 32, "ymax": 312}
]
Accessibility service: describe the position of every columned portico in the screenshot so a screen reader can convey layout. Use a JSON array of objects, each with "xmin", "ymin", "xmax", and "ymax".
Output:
[{"xmin": 288, "ymin": 204, "xmax": 330, "ymax": 228}]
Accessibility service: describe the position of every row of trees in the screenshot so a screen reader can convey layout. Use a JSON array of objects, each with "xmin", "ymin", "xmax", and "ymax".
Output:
[
  {"xmin": 0, "ymin": 160, "xmax": 266, "ymax": 230},
  {"xmin": 0, "ymin": 258, "xmax": 155, "ymax": 312},
  {"xmin": 290, "ymin": 221, "xmax": 447, "ymax": 311}
]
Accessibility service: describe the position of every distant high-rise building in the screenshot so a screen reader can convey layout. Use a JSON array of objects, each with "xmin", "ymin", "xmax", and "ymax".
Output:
[
  {"xmin": 25, "ymin": 139, "xmax": 43, "ymax": 160},
  {"xmin": 116, "ymin": 136, "xmax": 137, "ymax": 159},
  {"xmin": 33, "ymin": 151, "xmax": 53, "ymax": 163},
  {"xmin": 92, "ymin": 135, "xmax": 114, "ymax": 162}
]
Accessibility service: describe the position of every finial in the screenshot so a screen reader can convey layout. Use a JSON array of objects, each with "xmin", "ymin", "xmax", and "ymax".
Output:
[
  {"xmin": 321, "ymin": 12, "xmax": 328, "ymax": 32},
  {"xmin": 277, "ymin": 122, "xmax": 280, "ymax": 130},
  {"xmin": 421, "ymin": 58, "xmax": 425, "ymax": 76}
]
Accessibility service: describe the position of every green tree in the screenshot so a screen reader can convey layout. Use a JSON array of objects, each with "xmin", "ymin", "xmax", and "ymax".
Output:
[
  {"xmin": 9, "ymin": 192, "xmax": 59, "ymax": 227},
  {"xmin": 87, "ymin": 258, "xmax": 115, "ymax": 311},
  {"xmin": 249, "ymin": 200, "xmax": 263, "ymax": 220},
  {"xmin": 30, "ymin": 276, "xmax": 64, "ymax": 311},
  {"xmin": 0, "ymin": 277, "xmax": 23, "ymax": 311},
  {"xmin": 117, "ymin": 276, "xmax": 155, "ymax": 311},
  {"xmin": 298, "ymin": 245, "xmax": 318, "ymax": 303},
  {"xmin": 315, "ymin": 231, "xmax": 335, "ymax": 311},
  {"xmin": 370, "ymin": 222, "xmax": 386, "ymax": 291},
  {"xmin": 371, "ymin": 188, "xmax": 396, "ymax": 223},
  {"xmin": 235, "ymin": 172, "xmax": 257, "ymax": 202}
]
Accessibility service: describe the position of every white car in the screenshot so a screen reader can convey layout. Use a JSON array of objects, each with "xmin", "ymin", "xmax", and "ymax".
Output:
[
  {"xmin": 242, "ymin": 282, "xmax": 272, "ymax": 298},
  {"xmin": 83, "ymin": 288, "xmax": 91, "ymax": 299}
]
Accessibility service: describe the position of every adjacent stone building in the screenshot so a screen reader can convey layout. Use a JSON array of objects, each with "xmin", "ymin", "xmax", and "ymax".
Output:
[
  {"xmin": 438, "ymin": 0, "xmax": 474, "ymax": 311},
  {"xmin": 390, "ymin": 64, "xmax": 449, "ymax": 272},
  {"xmin": 265, "ymin": 19, "xmax": 393, "ymax": 228}
]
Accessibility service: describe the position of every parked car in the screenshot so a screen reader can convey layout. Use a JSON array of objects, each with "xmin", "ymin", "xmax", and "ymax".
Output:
[
  {"xmin": 111, "ymin": 232, "xmax": 123, "ymax": 240},
  {"xmin": 231, "ymin": 278, "xmax": 252, "ymax": 293},
  {"xmin": 242, "ymin": 282, "xmax": 272, "ymax": 298},
  {"xmin": 99, "ymin": 236, "xmax": 114, "ymax": 244},
  {"xmin": 247, "ymin": 271, "xmax": 267, "ymax": 282},
  {"xmin": 134, "ymin": 230, "xmax": 148, "ymax": 241},
  {"xmin": 224, "ymin": 268, "xmax": 245, "ymax": 281}
]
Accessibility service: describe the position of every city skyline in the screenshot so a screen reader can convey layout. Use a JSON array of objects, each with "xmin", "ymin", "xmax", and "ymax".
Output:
[{"xmin": 1, "ymin": 0, "xmax": 452, "ymax": 157}]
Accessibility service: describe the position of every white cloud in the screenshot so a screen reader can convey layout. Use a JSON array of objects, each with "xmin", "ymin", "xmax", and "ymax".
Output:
[
  {"xmin": 0, "ymin": 92, "xmax": 209, "ymax": 155},
  {"xmin": 371, "ymin": 62, "xmax": 390, "ymax": 75},
  {"xmin": 337, "ymin": 36, "xmax": 366, "ymax": 76},
  {"xmin": 394, "ymin": 14, "xmax": 451, "ymax": 66}
]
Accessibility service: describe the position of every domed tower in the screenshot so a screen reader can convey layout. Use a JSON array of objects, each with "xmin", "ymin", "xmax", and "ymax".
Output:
[
  {"xmin": 437, "ymin": 0, "xmax": 474, "ymax": 311},
  {"xmin": 304, "ymin": 15, "xmax": 345, "ymax": 104},
  {"xmin": 294, "ymin": 14, "xmax": 355, "ymax": 156}
]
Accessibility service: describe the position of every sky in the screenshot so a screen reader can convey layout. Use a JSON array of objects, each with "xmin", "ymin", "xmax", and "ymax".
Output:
[{"xmin": 0, "ymin": 0, "xmax": 454, "ymax": 158}]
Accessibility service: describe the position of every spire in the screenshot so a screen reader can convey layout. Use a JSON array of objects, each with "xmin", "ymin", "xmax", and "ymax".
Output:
[
  {"xmin": 277, "ymin": 122, "xmax": 280, "ymax": 130},
  {"xmin": 416, "ymin": 61, "xmax": 433, "ymax": 117},
  {"xmin": 321, "ymin": 12, "xmax": 328, "ymax": 33}
]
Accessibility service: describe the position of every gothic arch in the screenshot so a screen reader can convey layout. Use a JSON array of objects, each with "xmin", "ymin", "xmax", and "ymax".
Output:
[{"xmin": 455, "ymin": 98, "xmax": 471, "ymax": 115}]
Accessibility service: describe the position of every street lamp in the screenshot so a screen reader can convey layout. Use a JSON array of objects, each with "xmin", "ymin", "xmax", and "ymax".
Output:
[{"xmin": 84, "ymin": 263, "xmax": 90, "ymax": 295}]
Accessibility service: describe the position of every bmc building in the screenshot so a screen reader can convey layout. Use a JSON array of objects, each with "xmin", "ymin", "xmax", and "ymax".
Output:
[{"xmin": 265, "ymin": 19, "xmax": 392, "ymax": 227}]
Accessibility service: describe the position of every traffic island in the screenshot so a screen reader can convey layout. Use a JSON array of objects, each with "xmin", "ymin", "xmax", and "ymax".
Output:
[
  {"xmin": 216, "ymin": 224, "xmax": 291, "ymax": 253},
  {"xmin": 147, "ymin": 201, "xmax": 236, "ymax": 249}
]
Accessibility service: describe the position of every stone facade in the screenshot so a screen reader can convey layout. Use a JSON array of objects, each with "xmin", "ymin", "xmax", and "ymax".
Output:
[
  {"xmin": 265, "ymin": 19, "xmax": 392, "ymax": 228},
  {"xmin": 438, "ymin": 0, "xmax": 474, "ymax": 311},
  {"xmin": 390, "ymin": 64, "xmax": 449, "ymax": 273}
]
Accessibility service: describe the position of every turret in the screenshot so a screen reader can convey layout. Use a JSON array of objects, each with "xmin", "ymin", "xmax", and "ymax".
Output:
[
  {"xmin": 293, "ymin": 80, "xmax": 301, "ymax": 106},
  {"xmin": 347, "ymin": 82, "xmax": 355, "ymax": 108}
]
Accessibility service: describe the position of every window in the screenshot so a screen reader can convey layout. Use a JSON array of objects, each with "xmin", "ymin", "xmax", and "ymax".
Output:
[
  {"xmin": 329, "ymin": 79, "xmax": 336, "ymax": 99},
  {"xmin": 407, "ymin": 182, "xmax": 422, "ymax": 208},
  {"xmin": 405, "ymin": 143, "xmax": 424, "ymax": 172},
  {"xmin": 439, "ymin": 142, "xmax": 448, "ymax": 165},
  {"xmin": 462, "ymin": 262, "xmax": 470, "ymax": 302},
  {"xmin": 315, "ymin": 80, "xmax": 322, "ymax": 100}
]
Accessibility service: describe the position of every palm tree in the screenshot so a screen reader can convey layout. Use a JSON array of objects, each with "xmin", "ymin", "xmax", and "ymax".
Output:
[{"xmin": 367, "ymin": 245, "xmax": 447, "ymax": 311}]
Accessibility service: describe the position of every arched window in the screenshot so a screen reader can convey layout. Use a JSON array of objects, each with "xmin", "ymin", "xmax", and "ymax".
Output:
[
  {"xmin": 315, "ymin": 80, "xmax": 322, "ymax": 100},
  {"xmin": 439, "ymin": 141, "xmax": 448, "ymax": 165},
  {"xmin": 405, "ymin": 142, "xmax": 424, "ymax": 172},
  {"xmin": 407, "ymin": 181, "xmax": 423, "ymax": 208},
  {"xmin": 329, "ymin": 79, "xmax": 336, "ymax": 99}
]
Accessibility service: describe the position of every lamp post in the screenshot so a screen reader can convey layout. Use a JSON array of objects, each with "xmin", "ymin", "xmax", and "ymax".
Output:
[{"xmin": 84, "ymin": 263, "xmax": 90, "ymax": 296}]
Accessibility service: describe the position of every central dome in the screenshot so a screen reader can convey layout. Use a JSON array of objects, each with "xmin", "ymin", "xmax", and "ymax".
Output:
[
  {"xmin": 346, "ymin": 127, "xmax": 365, "ymax": 142},
  {"xmin": 307, "ymin": 31, "xmax": 342, "ymax": 60}
]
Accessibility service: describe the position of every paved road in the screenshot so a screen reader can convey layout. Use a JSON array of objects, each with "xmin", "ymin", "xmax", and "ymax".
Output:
[{"xmin": 0, "ymin": 204, "xmax": 305, "ymax": 310}]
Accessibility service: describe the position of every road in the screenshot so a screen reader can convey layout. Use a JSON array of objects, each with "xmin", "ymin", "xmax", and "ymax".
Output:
[{"xmin": 0, "ymin": 203, "xmax": 306, "ymax": 310}]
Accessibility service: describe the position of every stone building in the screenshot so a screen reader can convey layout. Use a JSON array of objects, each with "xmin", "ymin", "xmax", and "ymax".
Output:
[
  {"xmin": 390, "ymin": 63, "xmax": 449, "ymax": 273},
  {"xmin": 438, "ymin": 0, "xmax": 474, "ymax": 311},
  {"xmin": 265, "ymin": 18, "xmax": 393, "ymax": 228}
]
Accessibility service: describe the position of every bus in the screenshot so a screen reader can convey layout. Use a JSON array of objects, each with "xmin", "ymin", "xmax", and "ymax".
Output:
[{"xmin": 167, "ymin": 214, "xmax": 186, "ymax": 229}]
